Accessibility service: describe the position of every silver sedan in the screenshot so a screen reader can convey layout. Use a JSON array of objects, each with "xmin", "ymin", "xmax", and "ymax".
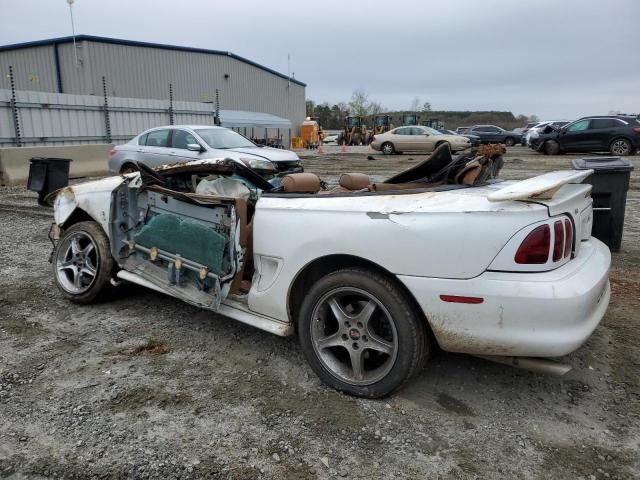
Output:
[{"xmin": 109, "ymin": 125, "xmax": 303, "ymax": 176}]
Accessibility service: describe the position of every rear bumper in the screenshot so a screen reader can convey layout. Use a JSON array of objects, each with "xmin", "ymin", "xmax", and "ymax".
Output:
[{"xmin": 398, "ymin": 238, "xmax": 611, "ymax": 357}]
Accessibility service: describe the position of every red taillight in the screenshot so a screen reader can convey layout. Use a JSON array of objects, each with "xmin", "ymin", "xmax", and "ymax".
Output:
[
  {"xmin": 564, "ymin": 219, "xmax": 573, "ymax": 258},
  {"xmin": 109, "ymin": 147, "xmax": 117, "ymax": 156},
  {"xmin": 515, "ymin": 225, "xmax": 550, "ymax": 264},
  {"xmin": 633, "ymin": 127, "xmax": 640, "ymax": 134},
  {"xmin": 552, "ymin": 221, "xmax": 564, "ymax": 261}
]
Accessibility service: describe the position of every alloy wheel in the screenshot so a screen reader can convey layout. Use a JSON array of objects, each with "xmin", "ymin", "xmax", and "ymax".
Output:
[
  {"xmin": 310, "ymin": 287, "xmax": 398, "ymax": 386},
  {"xmin": 55, "ymin": 231, "xmax": 99, "ymax": 294}
]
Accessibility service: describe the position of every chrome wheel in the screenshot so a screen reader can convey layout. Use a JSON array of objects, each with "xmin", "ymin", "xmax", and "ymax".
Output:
[
  {"xmin": 55, "ymin": 231, "xmax": 98, "ymax": 294},
  {"xmin": 611, "ymin": 139, "xmax": 631, "ymax": 155},
  {"xmin": 381, "ymin": 143, "xmax": 394, "ymax": 155},
  {"xmin": 310, "ymin": 287, "xmax": 398, "ymax": 386}
]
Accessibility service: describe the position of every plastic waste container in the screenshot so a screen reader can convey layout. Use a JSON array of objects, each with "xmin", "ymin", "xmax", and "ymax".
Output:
[
  {"xmin": 572, "ymin": 156, "xmax": 634, "ymax": 252},
  {"xmin": 27, "ymin": 157, "xmax": 72, "ymax": 206}
]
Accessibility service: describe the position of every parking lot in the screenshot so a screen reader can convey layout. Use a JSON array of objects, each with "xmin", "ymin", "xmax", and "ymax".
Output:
[{"xmin": 1, "ymin": 147, "xmax": 639, "ymax": 479}]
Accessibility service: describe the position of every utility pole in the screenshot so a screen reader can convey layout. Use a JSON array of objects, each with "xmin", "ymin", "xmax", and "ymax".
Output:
[{"xmin": 67, "ymin": 0, "xmax": 79, "ymax": 67}]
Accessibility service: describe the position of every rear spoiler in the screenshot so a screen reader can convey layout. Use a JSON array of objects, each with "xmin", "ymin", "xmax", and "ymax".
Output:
[{"xmin": 488, "ymin": 170, "xmax": 593, "ymax": 202}]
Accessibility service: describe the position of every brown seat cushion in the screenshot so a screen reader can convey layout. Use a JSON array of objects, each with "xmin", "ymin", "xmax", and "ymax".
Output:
[
  {"xmin": 281, "ymin": 173, "xmax": 321, "ymax": 193},
  {"xmin": 339, "ymin": 173, "xmax": 370, "ymax": 191}
]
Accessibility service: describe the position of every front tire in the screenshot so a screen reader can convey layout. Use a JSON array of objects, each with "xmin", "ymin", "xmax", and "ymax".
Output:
[
  {"xmin": 381, "ymin": 142, "xmax": 394, "ymax": 155},
  {"xmin": 610, "ymin": 138, "xmax": 632, "ymax": 156},
  {"xmin": 544, "ymin": 140, "xmax": 560, "ymax": 155},
  {"xmin": 297, "ymin": 268, "xmax": 427, "ymax": 398},
  {"xmin": 53, "ymin": 221, "xmax": 115, "ymax": 304},
  {"xmin": 504, "ymin": 137, "xmax": 515, "ymax": 147}
]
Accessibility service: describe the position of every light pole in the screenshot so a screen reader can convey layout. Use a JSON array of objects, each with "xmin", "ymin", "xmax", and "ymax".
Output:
[{"xmin": 67, "ymin": 0, "xmax": 79, "ymax": 66}]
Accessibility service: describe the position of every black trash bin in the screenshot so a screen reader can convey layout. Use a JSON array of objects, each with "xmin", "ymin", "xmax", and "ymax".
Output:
[
  {"xmin": 27, "ymin": 157, "xmax": 72, "ymax": 206},
  {"xmin": 572, "ymin": 156, "xmax": 634, "ymax": 252}
]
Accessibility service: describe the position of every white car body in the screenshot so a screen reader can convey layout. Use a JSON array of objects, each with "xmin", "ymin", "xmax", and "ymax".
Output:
[{"xmin": 52, "ymin": 161, "xmax": 610, "ymax": 363}]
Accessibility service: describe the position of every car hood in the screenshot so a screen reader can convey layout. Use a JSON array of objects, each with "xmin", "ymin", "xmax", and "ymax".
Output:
[{"xmin": 214, "ymin": 146, "xmax": 299, "ymax": 162}]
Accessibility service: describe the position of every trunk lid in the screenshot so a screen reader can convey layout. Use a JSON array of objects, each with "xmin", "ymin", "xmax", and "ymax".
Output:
[{"xmin": 488, "ymin": 170, "xmax": 594, "ymax": 254}]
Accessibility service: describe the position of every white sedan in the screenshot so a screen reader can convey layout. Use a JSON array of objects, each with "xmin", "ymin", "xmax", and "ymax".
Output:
[
  {"xmin": 370, "ymin": 125, "xmax": 471, "ymax": 154},
  {"xmin": 49, "ymin": 147, "xmax": 610, "ymax": 398}
]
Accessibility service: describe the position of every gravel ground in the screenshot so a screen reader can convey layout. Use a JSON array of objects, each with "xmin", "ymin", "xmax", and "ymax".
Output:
[{"xmin": 1, "ymin": 147, "xmax": 639, "ymax": 479}]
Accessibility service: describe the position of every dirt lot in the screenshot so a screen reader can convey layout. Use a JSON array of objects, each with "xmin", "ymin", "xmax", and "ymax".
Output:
[{"xmin": 1, "ymin": 146, "xmax": 639, "ymax": 479}]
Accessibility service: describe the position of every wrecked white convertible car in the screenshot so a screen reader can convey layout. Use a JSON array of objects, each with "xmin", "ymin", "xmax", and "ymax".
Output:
[{"xmin": 49, "ymin": 145, "xmax": 611, "ymax": 397}]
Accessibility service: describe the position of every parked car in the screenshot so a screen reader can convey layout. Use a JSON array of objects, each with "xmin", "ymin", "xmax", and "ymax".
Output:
[
  {"xmin": 531, "ymin": 116, "xmax": 640, "ymax": 156},
  {"xmin": 50, "ymin": 147, "xmax": 610, "ymax": 398},
  {"xmin": 438, "ymin": 128, "xmax": 481, "ymax": 147},
  {"xmin": 456, "ymin": 126, "xmax": 472, "ymax": 134},
  {"xmin": 525, "ymin": 121, "xmax": 570, "ymax": 146},
  {"xmin": 109, "ymin": 125, "xmax": 303, "ymax": 177},
  {"xmin": 370, "ymin": 126, "xmax": 471, "ymax": 154},
  {"xmin": 322, "ymin": 133, "xmax": 340, "ymax": 145},
  {"xmin": 467, "ymin": 125, "xmax": 522, "ymax": 146},
  {"xmin": 520, "ymin": 121, "xmax": 541, "ymax": 145}
]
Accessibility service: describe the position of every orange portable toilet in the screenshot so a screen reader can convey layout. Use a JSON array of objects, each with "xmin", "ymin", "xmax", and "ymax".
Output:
[{"xmin": 300, "ymin": 118, "xmax": 319, "ymax": 147}]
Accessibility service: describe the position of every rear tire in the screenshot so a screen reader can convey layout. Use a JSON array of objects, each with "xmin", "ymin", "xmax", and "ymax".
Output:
[
  {"xmin": 120, "ymin": 163, "xmax": 139, "ymax": 174},
  {"xmin": 610, "ymin": 138, "xmax": 632, "ymax": 156},
  {"xmin": 381, "ymin": 142, "xmax": 395, "ymax": 155},
  {"xmin": 297, "ymin": 268, "xmax": 427, "ymax": 398},
  {"xmin": 544, "ymin": 140, "xmax": 560, "ymax": 155},
  {"xmin": 53, "ymin": 221, "xmax": 115, "ymax": 304}
]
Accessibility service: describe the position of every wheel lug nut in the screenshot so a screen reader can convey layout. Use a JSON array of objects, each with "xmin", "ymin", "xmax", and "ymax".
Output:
[
  {"xmin": 362, "ymin": 336, "xmax": 368, "ymax": 342},
  {"xmin": 353, "ymin": 343, "xmax": 359, "ymax": 350},
  {"xmin": 357, "ymin": 322, "xmax": 363, "ymax": 328},
  {"xmin": 342, "ymin": 334, "xmax": 348, "ymax": 341},
  {"xmin": 344, "ymin": 322, "xmax": 350, "ymax": 328}
]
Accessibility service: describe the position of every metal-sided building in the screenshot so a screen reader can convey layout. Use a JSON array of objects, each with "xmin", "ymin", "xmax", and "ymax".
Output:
[{"xmin": 0, "ymin": 35, "xmax": 306, "ymax": 143}]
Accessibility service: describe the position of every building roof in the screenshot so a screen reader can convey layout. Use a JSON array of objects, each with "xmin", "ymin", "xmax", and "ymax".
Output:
[
  {"xmin": 219, "ymin": 110, "xmax": 291, "ymax": 129},
  {"xmin": 0, "ymin": 34, "xmax": 306, "ymax": 87}
]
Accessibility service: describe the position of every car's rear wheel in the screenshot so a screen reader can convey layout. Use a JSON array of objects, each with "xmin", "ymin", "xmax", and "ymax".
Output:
[
  {"xmin": 120, "ymin": 162, "xmax": 139, "ymax": 174},
  {"xmin": 504, "ymin": 137, "xmax": 515, "ymax": 147},
  {"xmin": 544, "ymin": 140, "xmax": 560, "ymax": 155},
  {"xmin": 381, "ymin": 142, "xmax": 394, "ymax": 155},
  {"xmin": 610, "ymin": 138, "xmax": 632, "ymax": 156},
  {"xmin": 53, "ymin": 221, "xmax": 115, "ymax": 304},
  {"xmin": 297, "ymin": 268, "xmax": 427, "ymax": 398}
]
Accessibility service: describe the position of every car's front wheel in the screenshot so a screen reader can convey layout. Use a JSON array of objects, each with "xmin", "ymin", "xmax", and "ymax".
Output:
[
  {"xmin": 544, "ymin": 140, "xmax": 560, "ymax": 155},
  {"xmin": 381, "ymin": 142, "xmax": 394, "ymax": 155},
  {"xmin": 53, "ymin": 221, "xmax": 115, "ymax": 304},
  {"xmin": 297, "ymin": 268, "xmax": 427, "ymax": 398},
  {"xmin": 504, "ymin": 137, "xmax": 515, "ymax": 147},
  {"xmin": 610, "ymin": 138, "xmax": 632, "ymax": 156}
]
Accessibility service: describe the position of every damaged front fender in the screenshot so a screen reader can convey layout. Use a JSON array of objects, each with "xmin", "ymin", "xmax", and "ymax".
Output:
[{"xmin": 52, "ymin": 176, "xmax": 128, "ymax": 232}]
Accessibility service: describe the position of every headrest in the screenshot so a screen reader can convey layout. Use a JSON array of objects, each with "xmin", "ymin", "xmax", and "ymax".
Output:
[
  {"xmin": 339, "ymin": 173, "xmax": 370, "ymax": 191},
  {"xmin": 281, "ymin": 173, "xmax": 321, "ymax": 193}
]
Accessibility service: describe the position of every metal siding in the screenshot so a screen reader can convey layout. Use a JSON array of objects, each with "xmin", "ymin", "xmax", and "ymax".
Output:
[
  {"xmin": 0, "ymin": 39, "xmax": 306, "ymax": 139},
  {"xmin": 0, "ymin": 45, "xmax": 58, "ymax": 93}
]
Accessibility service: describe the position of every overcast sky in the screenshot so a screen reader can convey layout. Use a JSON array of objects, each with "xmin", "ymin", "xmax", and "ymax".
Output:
[{"xmin": 2, "ymin": 0, "xmax": 639, "ymax": 119}]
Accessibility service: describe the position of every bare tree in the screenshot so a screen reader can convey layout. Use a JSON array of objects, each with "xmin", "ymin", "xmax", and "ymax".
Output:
[
  {"xmin": 422, "ymin": 101, "xmax": 432, "ymax": 113},
  {"xmin": 369, "ymin": 101, "xmax": 385, "ymax": 115},
  {"xmin": 349, "ymin": 90, "xmax": 370, "ymax": 117}
]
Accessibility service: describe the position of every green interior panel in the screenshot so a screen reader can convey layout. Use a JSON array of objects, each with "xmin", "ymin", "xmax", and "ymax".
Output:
[{"xmin": 134, "ymin": 214, "xmax": 226, "ymax": 275}]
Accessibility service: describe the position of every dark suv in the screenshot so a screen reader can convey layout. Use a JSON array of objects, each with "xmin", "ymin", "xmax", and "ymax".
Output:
[
  {"xmin": 532, "ymin": 116, "xmax": 640, "ymax": 156},
  {"xmin": 467, "ymin": 125, "xmax": 522, "ymax": 147}
]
